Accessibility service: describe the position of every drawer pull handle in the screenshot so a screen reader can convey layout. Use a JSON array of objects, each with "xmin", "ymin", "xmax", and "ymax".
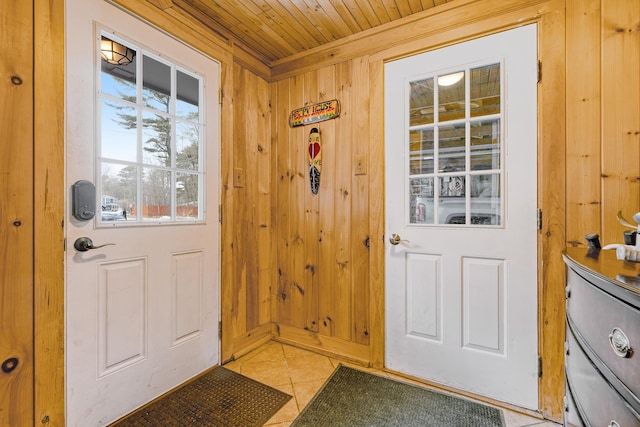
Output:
[
  {"xmin": 609, "ymin": 421, "xmax": 621, "ymax": 427},
  {"xmin": 609, "ymin": 328, "xmax": 632, "ymax": 358}
]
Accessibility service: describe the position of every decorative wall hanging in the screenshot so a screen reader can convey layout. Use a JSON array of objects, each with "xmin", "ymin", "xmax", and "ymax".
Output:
[
  {"xmin": 290, "ymin": 99, "xmax": 340, "ymax": 127},
  {"xmin": 308, "ymin": 127, "xmax": 322, "ymax": 195}
]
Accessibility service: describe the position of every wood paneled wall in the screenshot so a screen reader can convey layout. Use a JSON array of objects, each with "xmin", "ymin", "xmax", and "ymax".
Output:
[
  {"xmin": 1, "ymin": 2, "xmax": 35, "ymax": 425},
  {"xmin": 271, "ymin": 58, "xmax": 372, "ymax": 363},
  {"xmin": 566, "ymin": 0, "xmax": 640, "ymax": 248},
  {"xmin": 222, "ymin": 63, "xmax": 274, "ymax": 360}
]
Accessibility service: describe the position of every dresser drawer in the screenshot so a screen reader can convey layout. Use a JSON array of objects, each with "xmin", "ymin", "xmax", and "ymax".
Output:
[
  {"xmin": 567, "ymin": 268, "xmax": 640, "ymax": 400},
  {"xmin": 566, "ymin": 323, "xmax": 640, "ymax": 426},
  {"xmin": 564, "ymin": 378, "xmax": 584, "ymax": 427}
]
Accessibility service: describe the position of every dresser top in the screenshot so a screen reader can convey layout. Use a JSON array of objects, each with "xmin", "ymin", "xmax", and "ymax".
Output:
[{"xmin": 564, "ymin": 247, "xmax": 640, "ymax": 298}]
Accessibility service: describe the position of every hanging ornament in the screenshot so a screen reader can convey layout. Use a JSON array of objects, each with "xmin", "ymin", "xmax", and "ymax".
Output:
[{"xmin": 308, "ymin": 127, "xmax": 322, "ymax": 195}]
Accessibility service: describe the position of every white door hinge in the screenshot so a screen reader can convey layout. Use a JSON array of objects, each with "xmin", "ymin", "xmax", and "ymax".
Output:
[{"xmin": 218, "ymin": 320, "xmax": 222, "ymax": 339}]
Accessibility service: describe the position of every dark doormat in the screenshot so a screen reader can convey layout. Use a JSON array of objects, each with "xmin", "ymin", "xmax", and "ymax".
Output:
[
  {"xmin": 291, "ymin": 365, "xmax": 505, "ymax": 427},
  {"xmin": 110, "ymin": 366, "xmax": 291, "ymax": 426}
]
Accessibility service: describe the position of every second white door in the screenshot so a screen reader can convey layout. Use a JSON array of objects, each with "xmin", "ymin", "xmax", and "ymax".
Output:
[{"xmin": 385, "ymin": 25, "xmax": 539, "ymax": 409}]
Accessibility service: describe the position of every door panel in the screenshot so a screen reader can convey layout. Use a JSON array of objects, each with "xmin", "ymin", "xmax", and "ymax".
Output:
[
  {"xmin": 65, "ymin": 0, "xmax": 220, "ymax": 425},
  {"xmin": 385, "ymin": 25, "xmax": 538, "ymax": 409}
]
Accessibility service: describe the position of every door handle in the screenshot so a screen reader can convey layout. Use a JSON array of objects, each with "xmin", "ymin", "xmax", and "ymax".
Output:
[
  {"xmin": 74, "ymin": 237, "xmax": 115, "ymax": 252},
  {"xmin": 389, "ymin": 234, "xmax": 409, "ymax": 245}
]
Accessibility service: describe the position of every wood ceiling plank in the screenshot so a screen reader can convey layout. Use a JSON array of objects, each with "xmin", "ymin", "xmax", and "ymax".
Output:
[
  {"xmin": 215, "ymin": 0, "xmax": 301, "ymax": 58},
  {"xmin": 254, "ymin": 9, "xmax": 312, "ymax": 52},
  {"xmin": 336, "ymin": 0, "xmax": 375, "ymax": 29},
  {"xmin": 380, "ymin": 0, "xmax": 402, "ymax": 20},
  {"xmin": 367, "ymin": 0, "xmax": 393, "ymax": 24},
  {"xmin": 407, "ymin": 0, "xmax": 426, "ymax": 14},
  {"xmin": 182, "ymin": 0, "xmax": 288, "ymax": 61},
  {"xmin": 174, "ymin": 0, "xmax": 234, "ymax": 41},
  {"xmin": 420, "ymin": 0, "xmax": 437, "ymax": 8},
  {"xmin": 294, "ymin": 0, "xmax": 349, "ymax": 40},
  {"xmin": 318, "ymin": 0, "xmax": 363, "ymax": 33},
  {"xmin": 234, "ymin": 20, "xmax": 299, "ymax": 59},
  {"xmin": 394, "ymin": 0, "xmax": 414, "ymax": 17},
  {"xmin": 248, "ymin": 0, "xmax": 319, "ymax": 49},
  {"xmin": 186, "ymin": 0, "xmax": 241, "ymax": 27},
  {"xmin": 280, "ymin": 0, "xmax": 333, "ymax": 44},
  {"xmin": 147, "ymin": 0, "xmax": 174, "ymax": 9}
]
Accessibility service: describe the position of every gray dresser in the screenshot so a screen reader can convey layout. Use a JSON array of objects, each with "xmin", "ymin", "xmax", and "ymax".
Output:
[{"xmin": 563, "ymin": 248, "xmax": 640, "ymax": 427}]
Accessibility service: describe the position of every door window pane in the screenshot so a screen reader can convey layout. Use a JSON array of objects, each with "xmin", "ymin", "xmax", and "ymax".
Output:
[
  {"xmin": 177, "ymin": 172, "xmax": 199, "ymax": 220},
  {"xmin": 142, "ymin": 111, "xmax": 172, "ymax": 166},
  {"xmin": 176, "ymin": 121, "xmax": 199, "ymax": 171},
  {"xmin": 100, "ymin": 36, "xmax": 137, "ymax": 100},
  {"xmin": 470, "ymin": 175, "xmax": 501, "ymax": 225},
  {"xmin": 143, "ymin": 55, "xmax": 171, "ymax": 112},
  {"xmin": 439, "ymin": 124, "xmax": 466, "ymax": 173},
  {"xmin": 438, "ymin": 71, "xmax": 465, "ymax": 122},
  {"xmin": 100, "ymin": 163, "xmax": 137, "ymax": 222},
  {"xmin": 142, "ymin": 167, "xmax": 171, "ymax": 220},
  {"xmin": 409, "ymin": 78, "xmax": 434, "ymax": 126},
  {"xmin": 177, "ymin": 70, "xmax": 199, "ymax": 119},
  {"xmin": 410, "ymin": 178, "xmax": 434, "ymax": 224},
  {"xmin": 471, "ymin": 64, "xmax": 500, "ymax": 118},
  {"xmin": 101, "ymin": 100, "xmax": 137, "ymax": 162},
  {"xmin": 409, "ymin": 129, "xmax": 434, "ymax": 175},
  {"xmin": 470, "ymin": 119, "xmax": 500, "ymax": 171}
]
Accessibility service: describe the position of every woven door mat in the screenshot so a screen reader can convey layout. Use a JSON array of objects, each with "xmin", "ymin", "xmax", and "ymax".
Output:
[
  {"xmin": 111, "ymin": 366, "xmax": 291, "ymax": 426},
  {"xmin": 291, "ymin": 365, "xmax": 505, "ymax": 427}
]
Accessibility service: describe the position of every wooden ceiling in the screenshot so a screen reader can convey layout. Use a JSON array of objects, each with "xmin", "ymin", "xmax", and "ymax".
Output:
[{"xmin": 164, "ymin": 0, "xmax": 456, "ymax": 64}]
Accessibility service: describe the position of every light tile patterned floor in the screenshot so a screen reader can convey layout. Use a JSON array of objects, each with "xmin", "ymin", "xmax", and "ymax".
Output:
[{"xmin": 223, "ymin": 341, "xmax": 561, "ymax": 427}]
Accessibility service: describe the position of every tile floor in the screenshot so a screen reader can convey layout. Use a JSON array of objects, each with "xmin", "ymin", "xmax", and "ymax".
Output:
[{"xmin": 223, "ymin": 340, "xmax": 561, "ymax": 427}]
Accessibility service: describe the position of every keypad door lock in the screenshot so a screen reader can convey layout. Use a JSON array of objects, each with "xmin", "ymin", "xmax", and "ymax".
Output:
[{"xmin": 72, "ymin": 180, "xmax": 96, "ymax": 221}]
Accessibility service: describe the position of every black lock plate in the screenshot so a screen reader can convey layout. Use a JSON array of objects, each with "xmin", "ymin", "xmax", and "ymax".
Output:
[{"xmin": 72, "ymin": 180, "xmax": 96, "ymax": 221}]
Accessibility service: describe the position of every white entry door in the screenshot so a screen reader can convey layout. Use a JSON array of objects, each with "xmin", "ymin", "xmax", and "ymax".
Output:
[
  {"xmin": 65, "ymin": 1, "xmax": 220, "ymax": 425},
  {"xmin": 385, "ymin": 25, "xmax": 538, "ymax": 409}
]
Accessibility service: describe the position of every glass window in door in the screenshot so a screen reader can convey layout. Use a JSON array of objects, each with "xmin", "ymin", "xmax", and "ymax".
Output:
[
  {"xmin": 408, "ymin": 63, "xmax": 502, "ymax": 226},
  {"xmin": 98, "ymin": 31, "xmax": 205, "ymax": 225}
]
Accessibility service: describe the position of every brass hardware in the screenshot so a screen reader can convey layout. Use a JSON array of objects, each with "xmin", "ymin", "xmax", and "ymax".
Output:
[{"xmin": 389, "ymin": 234, "xmax": 408, "ymax": 246}]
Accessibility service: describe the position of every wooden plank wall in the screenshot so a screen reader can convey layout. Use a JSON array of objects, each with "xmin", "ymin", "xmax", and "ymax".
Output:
[
  {"xmin": 34, "ymin": 0, "xmax": 66, "ymax": 425},
  {"xmin": 566, "ymin": 0, "xmax": 640, "ymax": 248},
  {"xmin": 271, "ymin": 58, "xmax": 372, "ymax": 363},
  {"xmin": 1, "ymin": 2, "xmax": 34, "ymax": 425},
  {"xmin": 225, "ymin": 62, "xmax": 274, "ymax": 358}
]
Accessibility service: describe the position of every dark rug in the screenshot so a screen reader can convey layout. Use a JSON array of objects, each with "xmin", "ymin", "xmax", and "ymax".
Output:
[
  {"xmin": 110, "ymin": 366, "xmax": 291, "ymax": 426},
  {"xmin": 291, "ymin": 365, "xmax": 505, "ymax": 427}
]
